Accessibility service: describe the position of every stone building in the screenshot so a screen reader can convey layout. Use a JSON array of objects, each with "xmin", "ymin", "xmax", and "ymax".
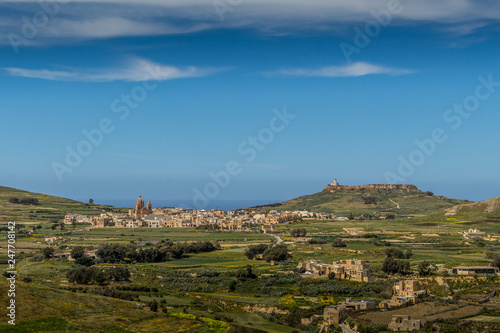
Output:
[
  {"xmin": 337, "ymin": 298, "xmax": 375, "ymax": 310},
  {"xmin": 323, "ymin": 306, "xmax": 350, "ymax": 325},
  {"xmin": 129, "ymin": 195, "xmax": 153, "ymax": 219},
  {"xmin": 91, "ymin": 214, "xmax": 111, "ymax": 227},
  {"xmin": 297, "ymin": 259, "xmax": 373, "ymax": 282},
  {"xmin": 388, "ymin": 315, "xmax": 421, "ymax": 331}
]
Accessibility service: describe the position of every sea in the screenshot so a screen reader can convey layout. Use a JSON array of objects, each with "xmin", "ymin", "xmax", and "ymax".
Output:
[{"xmin": 93, "ymin": 199, "xmax": 280, "ymax": 211}]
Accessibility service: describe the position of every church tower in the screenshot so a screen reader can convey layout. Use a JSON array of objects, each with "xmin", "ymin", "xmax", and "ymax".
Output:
[{"xmin": 136, "ymin": 195, "xmax": 145, "ymax": 211}]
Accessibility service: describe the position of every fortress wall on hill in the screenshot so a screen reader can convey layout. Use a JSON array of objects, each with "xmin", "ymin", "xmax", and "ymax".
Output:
[{"xmin": 323, "ymin": 184, "xmax": 418, "ymax": 192}]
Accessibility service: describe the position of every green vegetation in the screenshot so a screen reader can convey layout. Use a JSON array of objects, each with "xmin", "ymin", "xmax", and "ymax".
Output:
[
  {"xmin": 0, "ymin": 185, "xmax": 128, "ymax": 223},
  {"xmin": 264, "ymin": 186, "xmax": 469, "ymax": 216}
]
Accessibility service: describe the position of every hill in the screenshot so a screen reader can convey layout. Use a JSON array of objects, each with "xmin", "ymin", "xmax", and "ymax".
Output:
[
  {"xmin": 441, "ymin": 196, "xmax": 500, "ymax": 222},
  {"xmin": 0, "ymin": 185, "xmax": 127, "ymax": 223},
  {"xmin": 256, "ymin": 181, "xmax": 470, "ymax": 217},
  {"xmin": 0, "ymin": 280, "xmax": 211, "ymax": 332}
]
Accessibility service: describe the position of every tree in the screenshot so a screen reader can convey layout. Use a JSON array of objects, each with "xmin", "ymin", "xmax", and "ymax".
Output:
[
  {"xmin": 290, "ymin": 229, "xmax": 307, "ymax": 237},
  {"xmin": 385, "ymin": 248, "xmax": 412, "ymax": 259},
  {"xmin": 109, "ymin": 267, "xmax": 131, "ymax": 281},
  {"xmin": 492, "ymin": 256, "xmax": 500, "ymax": 269},
  {"xmin": 328, "ymin": 272, "xmax": 336, "ymax": 280},
  {"xmin": 75, "ymin": 256, "xmax": 95, "ymax": 267},
  {"xmin": 146, "ymin": 299, "xmax": 158, "ymax": 312},
  {"xmin": 8, "ymin": 197, "xmax": 19, "ymax": 204},
  {"xmin": 89, "ymin": 199, "xmax": 94, "ymax": 204},
  {"xmin": 50, "ymin": 224, "xmax": 58, "ymax": 231},
  {"xmin": 418, "ymin": 261, "xmax": 437, "ymax": 276},
  {"xmin": 71, "ymin": 246, "xmax": 86, "ymax": 260},
  {"xmin": 59, "ymin": 222, "xmax": 65, "ymax": 231},
  {"xmin": 382, "ymin": 257, "xmax": 411, "ymax": 275},
  {"xmin": 236, "ymin": 265, "xmax": 257, "ymax": 280},
  {"xmin": 244, "ymin": 244, "xmax": 269, "ymax": 259},
  {"xmin": 363, "ymin": 197, "xmax": 377, "ymax": 205},
  {"xmin": 228, "ymin": 280, "xmax": 237, "ymax": 292},
  {"xmin": 263, "ymin": 244, "xmax": 292, "ymax": 263},
  {"xmin": 42, "ymin": 247, "xmax": 55, "ymax": 259}
]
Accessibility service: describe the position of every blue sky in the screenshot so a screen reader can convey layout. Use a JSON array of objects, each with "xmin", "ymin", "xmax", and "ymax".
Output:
[{"xmin": 1, "ymin": 0, "xmax": 500, "ymax": 207}]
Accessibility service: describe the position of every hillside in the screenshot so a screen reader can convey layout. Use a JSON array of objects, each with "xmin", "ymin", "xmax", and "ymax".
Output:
[
  {"xmin": 0, "ymin": 280, "xmax": 210, "ymax": 332},
  {"xmin": 258, "ymin": 182, "xmax": 470, "ymax": 216},
  {"xmin": 441, "ymin": 196, "xmax": 500, "ymax": 222},
  {"xmin": 0, "ymin": 185, "xmax": 128, "ymax": 223}
]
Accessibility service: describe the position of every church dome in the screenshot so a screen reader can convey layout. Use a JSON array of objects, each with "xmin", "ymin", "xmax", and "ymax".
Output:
[{"xmin": 136, "ymin": 195, "xmax": 144, "ymax": 205}]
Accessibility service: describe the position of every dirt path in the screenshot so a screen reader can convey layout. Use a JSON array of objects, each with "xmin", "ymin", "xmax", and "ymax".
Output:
[{"xmin": 389, "ymin": 198, "xmax": 400, "ymax": 209}]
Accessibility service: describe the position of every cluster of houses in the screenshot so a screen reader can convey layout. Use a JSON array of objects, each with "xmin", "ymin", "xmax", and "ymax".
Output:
[
  {"xmin": 302, "ymin": 279, "xmax": 424, "ymax": 332},
  {"xmin": 63, "ymin": 195, "xmax": 320, "ymax": 231},
  {"xmin": 297, "ymin": 259, "xmax": 374, "ymax": 282}
]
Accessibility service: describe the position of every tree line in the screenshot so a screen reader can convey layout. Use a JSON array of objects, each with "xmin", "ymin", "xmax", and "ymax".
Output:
[
  {"xmin": 8, "ymin": 197, "xmax": 39, "ymax": 205},
  {"xmin": 96, "ymin": 241, "xmax": 220, "ymax": 264}
]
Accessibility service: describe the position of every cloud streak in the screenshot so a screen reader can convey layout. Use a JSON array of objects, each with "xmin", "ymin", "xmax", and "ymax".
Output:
[
  {"xmin": 0, "ymin": 0, "xmax": 499, "ymax": 44},
  {"xmin": 265, "ymin": 62, "xmax": 415, "ymax": 78},
  {"xmin": 4, "ymin": 58, "xmax": 222, "ymax": 82}
]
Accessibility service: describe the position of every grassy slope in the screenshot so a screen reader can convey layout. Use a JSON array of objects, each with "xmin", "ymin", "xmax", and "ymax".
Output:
[
  {"xmin": 0, "ymin": 280, "xmax": 205, "ymax": 332},
  {"xmin": 0, "ymin": 185, "xmax": 128, "ymax": 223},
  {"xmin": 266, "ymin": 187, "xmax": 470, "ymax": 215}
]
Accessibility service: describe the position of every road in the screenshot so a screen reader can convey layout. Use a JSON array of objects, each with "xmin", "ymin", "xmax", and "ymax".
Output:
[
  {"xmin": 271, "ymin": 234, "xmax": 283, "ymax": 247},
  {"xmin": 389, "ymin": 198, "xmax": 400, "ymax": 209},
  {"xmin": 340, "ymin": 323, "xmax": 358, "ymax": 333}
]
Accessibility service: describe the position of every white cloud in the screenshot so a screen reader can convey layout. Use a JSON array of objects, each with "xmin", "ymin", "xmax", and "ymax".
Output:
[
  {"xmin": 265, "ymin": 62, "xmax": 414, "ymax": 78},
  {"xmin": 3, "ymin": 58, "xmax": 222, "ymax": 82},
  {"xmin": 0, "ymin": 0, "xmax": 499, "ymax": 43}
]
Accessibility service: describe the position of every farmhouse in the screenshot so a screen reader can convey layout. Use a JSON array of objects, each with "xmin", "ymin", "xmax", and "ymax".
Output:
[
  {"xmin": 388, "ymin": 315, "xmax": 422, "ymax": 331},
  {"xmin": 323, "ymin": 306, "xmax": 350, "ymax": 325},
  {"xmin": 337, "ymin": 298, "xmax": 375, "ymax": 310}
]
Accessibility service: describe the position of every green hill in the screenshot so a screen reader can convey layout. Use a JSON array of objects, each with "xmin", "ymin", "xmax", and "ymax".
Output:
[
  {"xmin": 0, "ymin": 185, "xmax": 127, "ymax": 223},
  {"xmin": 258, "ymin": 183, "xmax": 470, "ymax": 217},
  {"xmin": 439, "ymin": 196, "xmax": 500, "ymax": 222}
]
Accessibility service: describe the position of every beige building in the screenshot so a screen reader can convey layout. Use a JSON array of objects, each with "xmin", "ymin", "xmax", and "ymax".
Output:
[
  {"xmin": 323, "ymin": 306, "xmax": 350, "ymax": 325},
  {"xmin": 91, "ymin": 214, "xmax": 111, "ymax": 227},
  {"xmin": 297, "ymin": 259, "xmax": 373, "ymax": 282},
  {"xmin": 337, "ymin": 298, "xmax": 375, "ymax": 311},
  {"xmin": 388, "ymin": 315, "xmax": 421, "ymax": 331},
  {"xmin": 379, "ymin": 296, "xmax": 409, "ymax": 309}
]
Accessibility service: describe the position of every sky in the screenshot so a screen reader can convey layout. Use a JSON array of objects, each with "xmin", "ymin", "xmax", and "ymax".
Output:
[{"xmin": 1, "ymin": 0, "xmax": 500, "ymax": 208}]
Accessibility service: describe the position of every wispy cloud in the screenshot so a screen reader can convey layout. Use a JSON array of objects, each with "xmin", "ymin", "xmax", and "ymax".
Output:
[
  {"xmin": 0, "ymin": 0, "xmax": 499, "ymax": 44},
  {"xmin": 265, "ymin": 62, "xmax": 415, "ymax": 78},
  {"xmin": 4, "ymin": 58, "xmax": 223, "ymax": 82}
]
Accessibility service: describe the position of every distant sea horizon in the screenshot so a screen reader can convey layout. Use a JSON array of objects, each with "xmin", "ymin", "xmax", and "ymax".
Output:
[{"xmin": 93, "ymin": 199, "xmax": 281, "ymax": 211}]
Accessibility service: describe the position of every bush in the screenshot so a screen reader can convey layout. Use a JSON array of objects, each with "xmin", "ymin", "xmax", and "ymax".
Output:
[
  {"xmin": 42, "ymin": 247, "xmax": 55, "ymax": 259},
  {"xmin": 290, "ymin": 229, "xmax": 307, "ymax": 237},
  {"xmin": 332, "ymin": 238, "xmax": 346, "ymax": 248}
]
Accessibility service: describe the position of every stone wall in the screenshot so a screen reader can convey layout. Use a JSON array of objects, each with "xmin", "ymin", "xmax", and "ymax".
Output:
[{"xmin": 323, "ymin": 183, "xmax": 418, "ymax": 192}]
